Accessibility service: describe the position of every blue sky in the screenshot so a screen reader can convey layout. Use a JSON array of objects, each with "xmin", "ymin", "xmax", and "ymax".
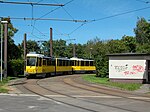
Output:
[{"xmin": 0, "ymin": 0, "xmax": 150, "ymax": 45}]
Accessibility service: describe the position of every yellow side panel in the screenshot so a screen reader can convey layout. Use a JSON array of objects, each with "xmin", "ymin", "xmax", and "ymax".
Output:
[
  {"xmin": 36, "ymin": 67, "xmax": 42, "ymax": 73},
  {"xmin": 56, "ymin": 66, "xmax": 72, "ymax": 72},
  {"xmin": 39, "ymin": 66, "xmax": 55, "ymax": 73},
  {"xmin": 26, "ymin": 66, "xmax": 36, "ymax": 74},
  {"xmin": 44, "ymin": 66, "xmax": 55, "ymax": 73},
  {"xmin": 81, "ymin": 66, "xmax": 96, "ymax": 71},
  {"xmin": 72, "ymin": 66, "xmax": 80, "ymax": 71},
  {"xmin": 72, "ymin": 66, "xmax": 96, "ymax": 71}
]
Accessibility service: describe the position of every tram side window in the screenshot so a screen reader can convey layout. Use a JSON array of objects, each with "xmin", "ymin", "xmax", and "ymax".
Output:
[
  {"xmin": 27, "ymin": 57, "xmax": 36, "ymax": 66},
  {"xmin": 74, "ymin": 60, "xmax": 76, "ymax": 66},
  {"xmin": 70, "ymin": 60, "xmax": 74, "ymax": 66},
  {"xmin": 43, "ymin": 59, "xmax": 46, "ymax": 66},
  {"xmin": 52, "ymin": 59, "xmax": 55, "ymax": 66},
  {"xmin": 71, "ymin": 60, "xmax": 74, "ymax": 66},
  {"xmin": 64, "ymin": 60, "xmax": 67, "ymax": 66},
  {"xmin": 47, "ymin": 59, "xmax": 51, "ymax": 66},
  {"xmin": 67, "ymin": 60, "xmax": 70, "ymax": 66},
  {"xmin": 60, "ymin": 60, "xmax": 63, "ymax": 66},
  {"xmin": 81, "ymin": 61, "xmax": 84, "ymax": 66},
  {"xmin": 76, "ymin": 61, "xmax": 79, "ymax": 66},
  {"xmin": 68, "ymin": 60, "xmax": 70, "ymax": 66},
  {"xmin": 90, "ymin": 61, "xmax": 94, "ymax": 66},
  {"xmin": 78, "ymin": 61, "xmax": 80, "ymax": 66},
  {"xmin": 39, "ymin": 58, "xmax": 42, "ymax": 66},
  {"xmin": 86, "ymin": 61, "xmax": 89, "ymax": 66},
  {"xmin": 36, "ymin": 58, "xmax": 39, "ymax": 66},
  {"xmin": 58, "ymin": 60, "xmax": 62, "ymax": 66},
  {"xmin": 67, "ymin": 61, "xmax": 69, "ymax": 66},
  {"xmin": 63, "ymin": 60, "xmax": 66, "ymax": 66}
]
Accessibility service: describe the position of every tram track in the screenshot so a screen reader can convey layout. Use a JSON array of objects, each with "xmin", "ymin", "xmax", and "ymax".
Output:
[
  {"xmin": 22, "ymin": 79, "xmax": 103, "ymax": 112},
  {"xmin": 10, "ymin": 75, "xmax": 150, "ymax": 112},
  {"xmin": 36, "ymin": 78, "xmax": 141, "ymax": 112},
  {"xmin": 62, "ymin": 75, "xmax": 150, "ymax": 103}
]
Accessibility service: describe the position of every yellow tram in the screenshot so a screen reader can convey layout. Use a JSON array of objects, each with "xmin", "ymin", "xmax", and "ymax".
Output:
[
  {"xmin": 70, "ymin": 57, "xmax": 96, "ymax": 73},
  {"xmin": 25, "ymin": 53, "xmax": 96, "ymax": 78}
]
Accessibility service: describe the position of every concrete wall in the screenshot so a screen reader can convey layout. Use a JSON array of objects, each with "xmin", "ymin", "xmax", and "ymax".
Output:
[{"xmin": 109, "ymin": 56, "xmax": 146, "ymax": 81}]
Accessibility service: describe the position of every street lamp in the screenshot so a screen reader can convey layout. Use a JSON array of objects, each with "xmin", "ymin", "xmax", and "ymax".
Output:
[{"xmin": 0, "ymin": 20, "xmax": 8, "ymax": 81}]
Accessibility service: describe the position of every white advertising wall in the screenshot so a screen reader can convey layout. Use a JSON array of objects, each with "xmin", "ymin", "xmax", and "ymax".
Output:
[{"xmin": 109, "ymin": 59, "xmax": 146, "ymax": 79}]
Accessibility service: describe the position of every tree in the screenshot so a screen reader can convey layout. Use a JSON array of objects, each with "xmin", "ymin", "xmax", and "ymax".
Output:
[
  {"xmin": 66, "ymin": 43, "xmax": 75, "ymax": 58},
  {"xmin": 85, "ymin": 37, "xmax": 109, "ymax": 77},
  {"xmin": 134, "ymin": 18, "xmax": 150, "ymax": 44},
  {"xmin": 0, "ymin": 18, "xmax": 23, "ymax": 76},
  {"xmin": 75, "ymin": 43, "xmax": 86, "ymax": 58},
  {"xmin": 136, "ymin": 43, "xmax": 150, "ymax": 53},
  {"xmin": 121, "ymin": 35, "xmax": 136, "ymax": 53},
  {"xmin": 21, "ymin": 40, "xmax": 40, "ymax": 54},
  {"xmin": 52, "ymin": 39, "xmax": 67, "ymax": 57},
  {"xmin": 42, "ymin": 39, "xmax": 68, "ymax": 57},
  {"xmin": 0, "ymin": 18, "xmax": 21, "ymax": 60},
  {"xmin": 107, "ymin": 39, "xmax": 128, "ymax": 53}
]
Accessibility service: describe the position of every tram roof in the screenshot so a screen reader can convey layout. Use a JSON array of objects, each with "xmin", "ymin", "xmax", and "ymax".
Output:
[
  {"xmin": 27, "ymin": 53, "xmax": 44, "ymax": 58},
  {"xmin": 70, "ymin": 57, "xmax": 94, "ymax": 61},
  {"xmin": 56, "ymin": 57, "xmax": 70, "ymax": 60},
  {"xmin": 70, "ymin": 57, "xmax": 83, "ymax": 60}
]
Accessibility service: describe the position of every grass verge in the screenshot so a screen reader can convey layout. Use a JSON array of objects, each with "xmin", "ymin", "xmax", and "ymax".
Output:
[
  {"xmin": 82, "ymin": 74, "xmax": 142, "ymax": 91},
  {"xmin": 0, "ymin": 77, "xmax": 17, "ymax": 93}
]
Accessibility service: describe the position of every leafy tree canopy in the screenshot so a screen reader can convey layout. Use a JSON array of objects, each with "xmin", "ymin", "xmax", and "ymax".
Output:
[{"xmin": 134, "ymin": 17, "xmax": 150, "ymax": 44}]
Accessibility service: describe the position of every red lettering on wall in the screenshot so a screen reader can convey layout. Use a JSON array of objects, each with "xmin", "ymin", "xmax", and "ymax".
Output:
[
  {"xmin": 124, "ymin": 71, "xmax": 129, "ymax": 75},
  {"xmin": 124, "ymin": 71, "xmax": 137, "ymax": 75},
  {"xmin": 123, "ymin": 65, "xmax": 144, "ymax": 75},
  {"xmin": 132, "ymin": 65, "xmax": 144, "ymax": 72}
]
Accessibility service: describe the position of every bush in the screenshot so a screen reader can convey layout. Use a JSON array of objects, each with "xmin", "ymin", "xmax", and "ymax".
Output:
[
  {"xmin": 8, "ymin": 59, "xmax": 24, "ymax": 77},
  {"xmin": 95, "ymin": 55, "xmax": 109, "ymax": 78}
]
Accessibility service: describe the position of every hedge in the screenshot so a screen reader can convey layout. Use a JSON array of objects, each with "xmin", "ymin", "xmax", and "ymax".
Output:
[{"xmin": 8, "ymin": 59, "xmax": 24, "ymax": 77}]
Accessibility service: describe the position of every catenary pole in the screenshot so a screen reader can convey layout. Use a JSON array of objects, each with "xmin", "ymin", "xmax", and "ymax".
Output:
[
  {"xmin": 24, "ymin": 33, "xmax": 26, "ymax": 76},
  {"xmin": 50, "ymin": 28, "xmax": 53, "ymax": 57},
  {"xmin": 4, "ymin": 21, "xmax": 8, "ymax": 79},
  {"xmin": 0, "ymin": 20, "xmax": 3, "ymax": 81}
]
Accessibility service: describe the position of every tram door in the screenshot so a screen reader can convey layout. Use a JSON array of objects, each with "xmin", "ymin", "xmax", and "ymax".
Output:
[{"xmin": 147, "ymin": 60, "xmax": 150, "ymax": 83}]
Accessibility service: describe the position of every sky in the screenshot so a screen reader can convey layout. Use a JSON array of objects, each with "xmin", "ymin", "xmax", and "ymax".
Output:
[{"xmin": 0, "ymin": 0, "xmax": 150, "ymax": 45}]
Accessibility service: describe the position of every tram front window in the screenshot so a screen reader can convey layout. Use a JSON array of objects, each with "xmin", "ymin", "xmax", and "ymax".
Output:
[{"xmin": 27, "ymin": 57, "xmax": 36, "ymax": 66}]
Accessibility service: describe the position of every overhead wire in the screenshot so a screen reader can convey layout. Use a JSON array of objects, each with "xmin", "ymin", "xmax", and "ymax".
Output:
[
  {"xmin": 30, "ymin": 25, "xmax": 49, "ymax": 37},
  {"xmin": 69, "ymin": 22, "xmax": 86, "ymax": 35},
  {"xmin": 35, "ymin": 0, "xmax": 74, "ymax": 20},
  {"xmin": 2, "ymin": 1, "xmax": 150, "ymax": 41},
  {"xmin": 135, "ymin": 0, "xmax": 150, "ymax": 4},
  {"xmin": 53, "ymin": 28, "xmax": 69, "ymax": 36},
  {"xmin": 30, "ymin": 33, "xmax": 45, "ymax": 39},
  {"xmin": 52, "ymin": 0, "xmax": 75, "ymax": 20},
  {"xmin": 0, "ymin": 16, "xmax": 88, "ymax": 22},
  {"xmin": 68, "ymin": 5, "xmax": 150, "ymax": 35},
  {"xmin": 89, "ymin": 6, "xmax": 150, "ymax": 22},
  {"xmin": 0, "ymin": 1, "xmax": 64, "ymax": 6},
  {"xmin": 37, "ymin": 0, "xmax": 45, "ymax": 4},
  {"xmin": 31, "ymin": 0, "xmax": 75, "ymax": 38}
]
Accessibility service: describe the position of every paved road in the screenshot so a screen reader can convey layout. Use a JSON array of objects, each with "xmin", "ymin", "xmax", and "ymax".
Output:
[
  {"xmin": 0, "ymin": 75, "xmax": 150, "ymax": 112},
  {"xmin": 0, "ymin": 94, "xmax": 90, "ymax": 112}
]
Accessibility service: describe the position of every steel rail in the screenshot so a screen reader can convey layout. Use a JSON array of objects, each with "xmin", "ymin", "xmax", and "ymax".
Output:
[
  {"xmin": 63, "ymin": 75, "xmax": 150, "ymax": 103},
  {"xmin": 22, "ymin": 79, "xmax": 100, "ymax": 112},
  {"xmin": 36, "ymin": 78, "xmax": 138, "ymax": 112}
]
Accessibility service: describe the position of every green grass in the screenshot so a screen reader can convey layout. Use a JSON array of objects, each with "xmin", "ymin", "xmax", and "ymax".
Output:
[
  {"xmin": 0, "ymin": 77, "xmax": 17, "ymax": 93},
  {"xmin": 82, "ymin": 74, "xmax": 142, "ymax": 91}
]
